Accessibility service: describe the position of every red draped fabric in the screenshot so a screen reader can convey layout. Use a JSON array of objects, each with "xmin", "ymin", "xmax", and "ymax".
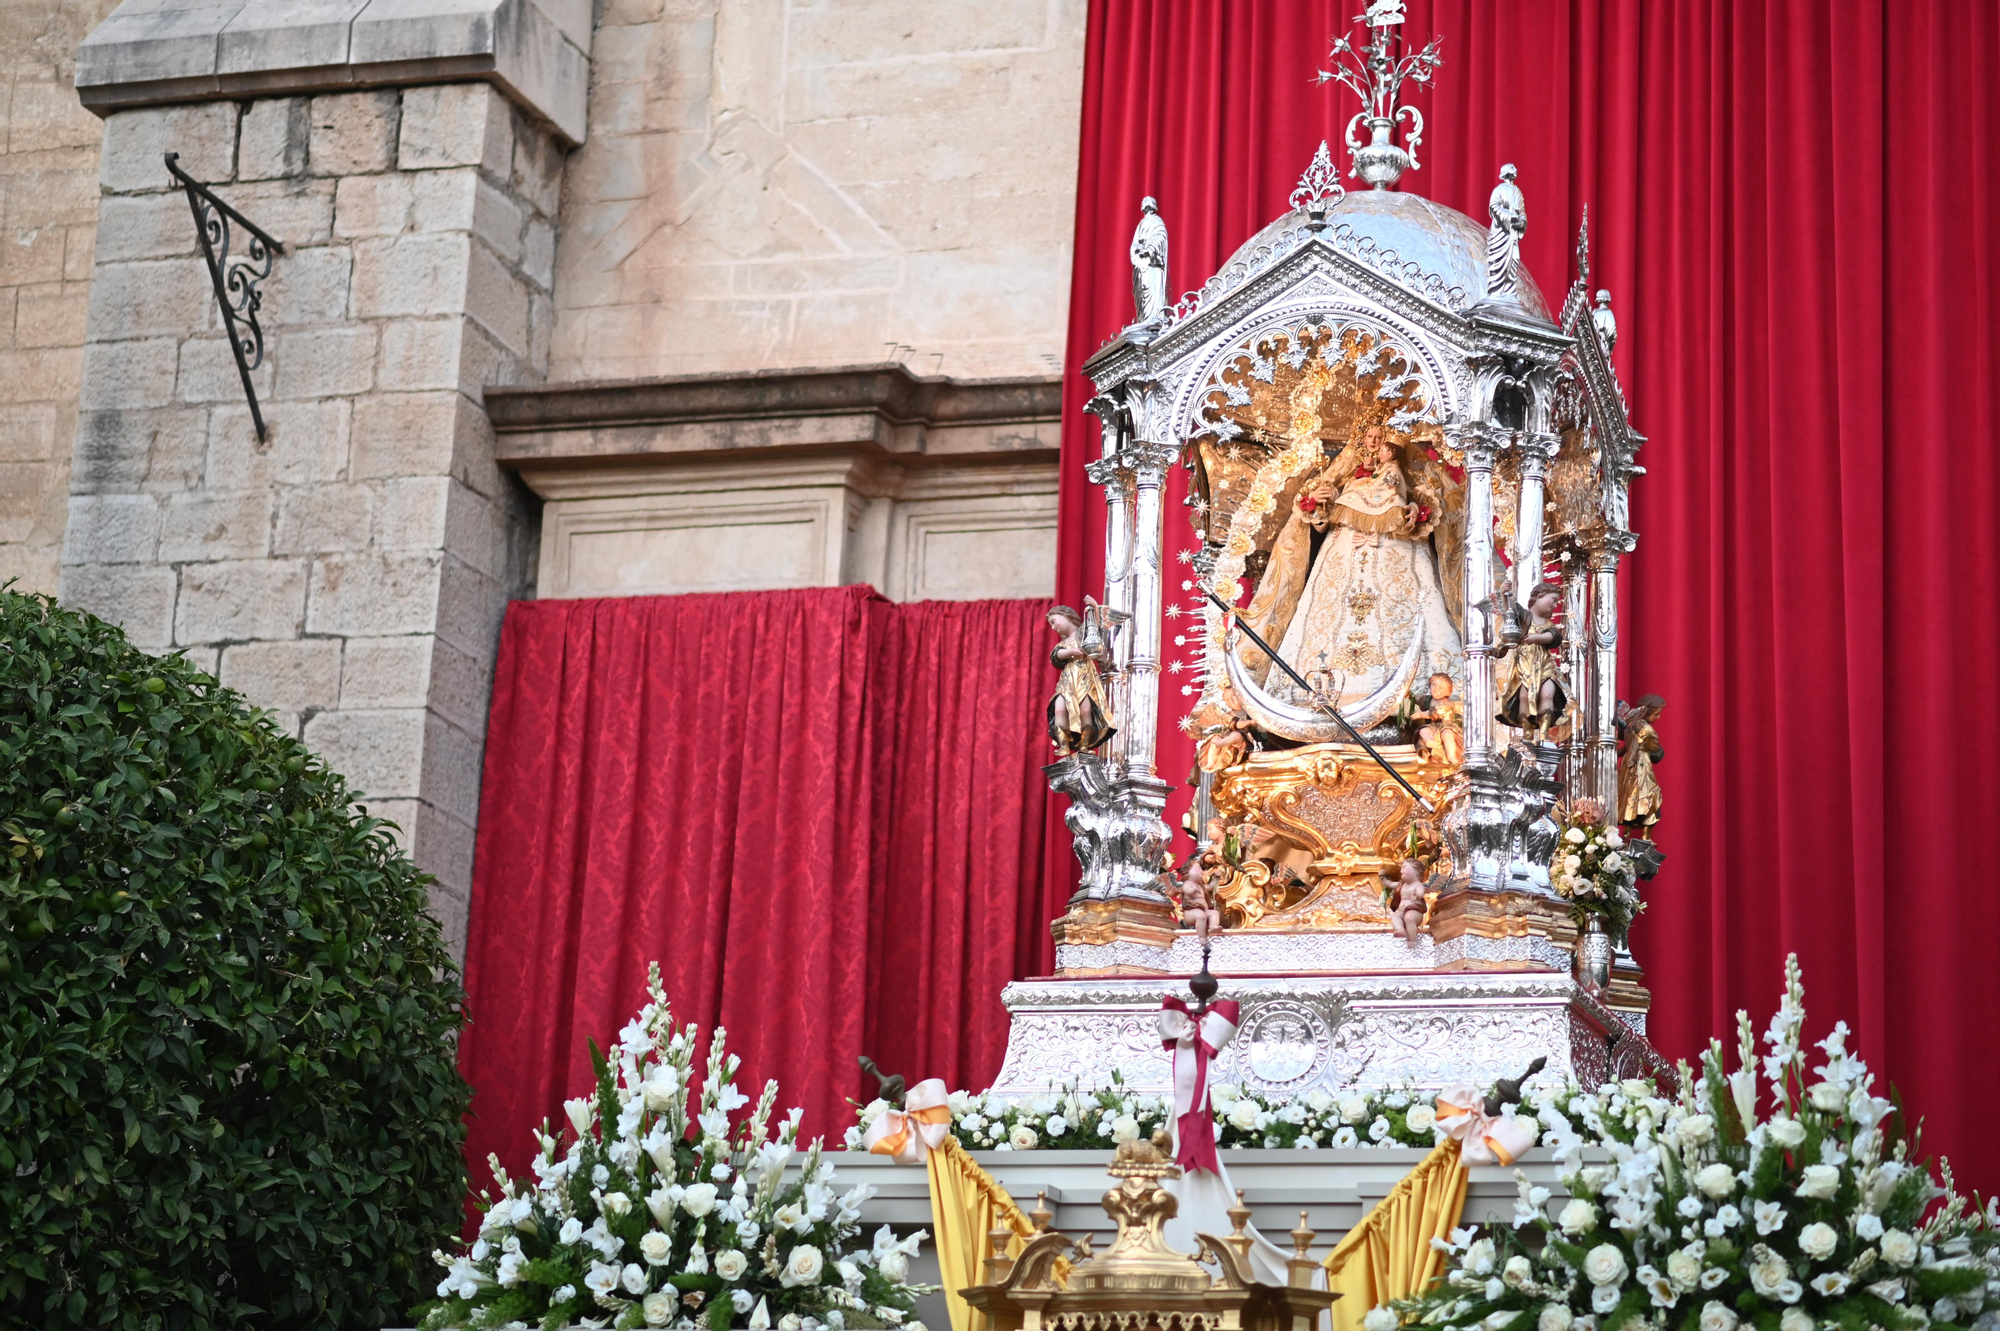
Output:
[
  {"xmin": 459, "ymin": 589, "xmax": 1051, "ymax": 1188},
  {"xmin": 1056, "ymin": 1, "xmax": 2000, "ymax": 1185}
]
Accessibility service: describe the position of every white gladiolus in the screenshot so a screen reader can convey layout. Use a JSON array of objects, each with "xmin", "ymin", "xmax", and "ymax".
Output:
[
  {"xmin": 784, "ymin": 1244, "xmax": 827, "ymax": 1287},
  {"xmin": 1698, "ymin": 1301, "xmax": 1738, "ymax": 1331},
  {"xmin": 1753, "ymin": 1200, "xmax": 1788, "ymax": 1235},
  {"xmin": 1880, "ymin": 1230, "xmax": 1919, "ymax": 1266},
  {"xmin": 1796, "ymin": 1165, "xmax": 1840, "ymax": 1200},
  {"xmin": 643, "ymin": 1292, "xmax": 676, "ymax": 1326},
  {"xmin": 622, "ymin": 1263, "xmax": 649, "ymax": 1295},
  {"xmin": 564, "ymin": 1097, "xmax": 594, "ymax": 1137},
  {"xmin": 1582, "ymin": 1244, "xmax": 1627, "ymax": 1287},
  {"xmin": 584, "ymin": 1261, "xmax": 620, "ymax": 1296},
  {"xmin": 1558, "ymin": 1199, "xmax": 1597, "ymax": 1235},
  {"xmin": 750, "ymin": 1297, "xmax": 773, "ymax": 1330},
  {"xmin": 1693, "ymin": 1163, "xmax": 1736, "ymax": 1198},
  {"xmin": 645, "ymin": 1187, "xmax": 675, "ymax": 1227},
  {"xmin": 1363, "ymin": 1308, "xmax": 1400, "ymax": 1331},
  {"xmin": 1797, "ymin": 1222, "xmax": 1837, "ymax": 1260},
  {"xmin": 1462, "ymin": 1238, "xmax": 1497, "ymax": 1276},
  {"xmin": 1812, "ymin": 1273, "xmax": 1852, "ymax": 1296}
]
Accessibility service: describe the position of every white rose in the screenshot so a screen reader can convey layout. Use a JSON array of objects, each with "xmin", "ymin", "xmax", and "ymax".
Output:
[
  {"xmin": 1880, "ymin": 1229, "xmax": 1918, "ymax": 1267},
  {"xmin": 1698, "ymin": 1302, "xmax": 1738, "ymax": 1331},
  {"xmin": 780, "ymin": 1316, "xmax": 803, "ymax": 1331},
  {"xmin": 1620, "ymin": 1079, "xmax": 1653, "ymax": 1100},
  {"xmin": 643, "ymin": 1072, "xmax": 678, "ymax": 1113},
  {"xmin": 640, "ymin": 1231, "xmax": 673, "ymax": 1265},
  {"xmin": 1796, "ymin": 1165, "xmax": 1840, "ymax": 1200},
  {"xmin": 1766, "ymin": 1117, "xmax": 1806, "ymax": 1149},
  {"xmin": 1364, "ymin": 1307, "xmax": 1401, "ymax": 1331},
  {"xmin": 715, "ymin": 1249, "xmax": 749, "ymax": 1281},
  {"xmin": 560, "ymin": 1217, "xmax": 585, "ymax": 1245},
  {"xmin": 1666, "ymin": 1247, "xmax": 1703, "ymax": 1291},
  {"xmin": 643, "ymin": 1291, "xmax": 677, "ymax": 1326},
  {"xmin": 1009, "ymin": 1125, "xmax": 1040, "ymax": 1150},
  {"xmin": 1564, "ymin": 855, "xmax": 1584, "ymax": 874},
  {"xmin": 1676, "ymin": 1114, "xmax": 1715, "ymax": 1146},
  {"xmin": 961, "ymin": 1113, "xmax": 985, "ymax": 1133},
  {"xmin": 1602, "ymin": 853, "xmax": 1624, "ymax": 873},
  {"xmin": 783, "ymin": 1243, "xmax": 826, "ymax": 1287},
  {"xmin": 1807, "ymin": 1082, "xmax": 1847, "ymax": 1112},
  {"xmin": 1538, "ymin": 1305, "xmax": 1573, "ymax": 1331},
  {"xmin": 1565, "ymin": 827, "xmax": 1587, "ymax": 844},
  {"xmin": 1340, "ymin": 1095, "xmax": 1371, "ymax": 1125},
  {"xmin": 1797, "ymin": 1221, "xmax": 1837, "ymax": 1261},
  {"xmin": 1693, "ymin": 1164, "xmax": 1736, "ymax": 1198},
  {"xmin": 1307, "ymin": 1089, "xmax": 1335, "ymax": 1112},
  {"xmin": 879, "ymin": 1250, "xmax": 911, "ymax": 1283},
  {"xmin": 1228, "ymin": 1099, "xmax": 1262, "ymax": 1131},
  {"xmin": 602, "ymin": 1190, "xmax": 632, "ymax": 1217},
  {"xmin": 1582, "ymin": 1244, "xmax": 1628, "ymax": 1287},
  {"xmin": 1111, "ymin": 1115, "xmax": 1141, "ymax": 1143},
  {"xmin": 1463, "ymin": 1238, "xmax": 1497, "ymax": 1276},
  {"xmin": 1780, "ymin": 1310, "xmax": 1813, "ymax": 1331},
  {"xmin": 1559, "ymin": 1199, "xmax": 1598, "ymax": 1235},
  {"xmin": 1746, "ymin": 1245, "xmax": 1789, "ymax": 1298},
  {"xmin": 1045, "ymin": 1115, "xmax": 1069, "ymax": 1137},
  {"xmin": 681, "ymin": 1182, "xmax": 719, "ymax": 1217},
  {"xmin": 1855, "ymin": 1214, "xmax": 1884, "ymax": 1240},
  {"xmin": 1210, "ymin": 1083, "xmax": 1242, "ymax": 1105},
  {"xmin": 1503, "ymin": 1255, "xmax": 1535, "ymax": 1288},
  {"xmin": 1407, "ymin": 1104, "xmax": 1437, "ymax": 1134}
]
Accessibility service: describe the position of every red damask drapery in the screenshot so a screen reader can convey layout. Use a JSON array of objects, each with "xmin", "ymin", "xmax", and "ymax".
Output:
[
  {"xmin": 1056, "ymin": 0, "xmax": 2000, "ymax": 1184},
  {"xmin": 459, "ymin": 589, "xmax": 1051, "ymax": 1186}
]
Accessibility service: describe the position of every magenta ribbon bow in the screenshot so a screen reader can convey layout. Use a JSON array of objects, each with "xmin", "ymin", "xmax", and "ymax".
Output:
[{"xmin": 1157, "ymin": 995, "xmax": 1241, "ymax": 1175}]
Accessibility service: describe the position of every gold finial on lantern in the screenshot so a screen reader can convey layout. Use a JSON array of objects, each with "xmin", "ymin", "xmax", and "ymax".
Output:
[
  {"xmin": 1226, "ymin": 1188, "xmax": 1255, "ymax": 1265},
  {"xmin": 983, "ymin": 1221, "xmax": 1015, "ymax": 1284},
  {"xmin": 1288, "ymin": 1211, "xmax": 1320, "ymax": 1288},
  {"xmin": 1030, "ymin": 1189, "xmax": 1054, "ymax": 1233}
]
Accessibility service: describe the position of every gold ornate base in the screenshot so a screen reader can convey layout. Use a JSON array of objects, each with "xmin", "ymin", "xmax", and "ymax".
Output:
[{"xmin": 1050, "ymin": 897, "xmax": 1179, "ymax": 964}]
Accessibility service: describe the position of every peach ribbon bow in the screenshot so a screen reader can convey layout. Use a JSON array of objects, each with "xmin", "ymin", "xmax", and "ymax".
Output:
[
  {"xmin": 1435, "ymin": 1086, "xmax": 1537, "ymax": 1166},
  {"xmin": 863, "ymin": 1078, "xmax": 953, "ymax": 1164}
]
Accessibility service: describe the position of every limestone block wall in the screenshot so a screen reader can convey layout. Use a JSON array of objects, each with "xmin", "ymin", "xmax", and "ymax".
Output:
[
  {"xmin": 56, "ymin": 83, "xmax": 563, "ymax": 948},
  {"xmin": 552, "ymin": 0, "xmax": 1088, "ymax": 383},
  {"xmin": 0, "ymin": 0, "xmax": 122, "ymax": 593}
]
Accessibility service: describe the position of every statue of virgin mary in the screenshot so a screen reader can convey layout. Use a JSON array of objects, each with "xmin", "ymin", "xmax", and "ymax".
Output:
[{"xmin": 1233, "ymin": 425, "xmax": 1463, "ymax": 733}]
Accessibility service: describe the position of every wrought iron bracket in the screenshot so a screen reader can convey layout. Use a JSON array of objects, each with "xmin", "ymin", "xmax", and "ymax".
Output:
[{"xmin": 165, "ymin": 153, "xmax": 284, "ymax": 440}]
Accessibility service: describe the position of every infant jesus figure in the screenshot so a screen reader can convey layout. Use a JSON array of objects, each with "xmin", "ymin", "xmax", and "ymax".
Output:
[
  {"xmin": 1171, "ymin": 855, "xmax": 1224, "ymax": 946},
  {"xmin": 1383, "ymin": 857, "xmax": 1429, "ymax": 942}
]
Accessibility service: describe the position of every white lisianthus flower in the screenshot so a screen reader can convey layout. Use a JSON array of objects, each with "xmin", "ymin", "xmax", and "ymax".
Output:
[
  {"xmin": 1698, "ymin": 1301, "xmax": 1738, "ymax": 1331},
  {"xmin": 1694, "ymin": 1163, "xmax": 1736, "ymax": 1198},
  {"xmin": 585, "ymin": 1261, "xmax": 620, "ymax": 1296},
  {"xmin": 1797, "ymin": 1222, "xmax": 1838, "ymax": 1261},
  {"xmin": 643, "ymin": 1291, "xmax": 676, "ymax": 1326},
  {"xmin": 1339, "ymin": 1095, "xmax": 1370, "ymax": 1125},
  {"xmin": 1368, "ymin": 1116, "xmax": 1392, "ymax": 1142},
  {"xmin": 961, "ymin": 1113, "xmax": 986, "ymax": 1133},
  {"xmin": 1855, "ymin": 1213, "xmax": 1884, "ymax": 1241},
  {"xmin": 1700, "ymin": 1269, "xmax": 1728, "ymax": 1290},
  {"xmin": 1880, "ymin": 1230, "xmax": 1919, "ymax": 1267},
  {"xmin": 621, "ymin": 1262, "xmax": 649, "ymax": 1295},
  {"xmin": 1228, "ymin": 1100, "xmax": 1261, "ymax": 1131},
  {"xmin": 1009, "ymin": 1125, "xmax": 1039, "ymax": 1150},
  {"xmin": 1591, "ymin": 1285, "xmax": 1621, "ymax": 1314},
  {"xmin": 779, "ymin": 1316, "xmax": 804, "ymax": 1331},
  {"xmin": 1637, "ymin": 1264, "xmax": 1677, "ymax": 1308},
  {"xmin": 1812, "ymin": 1273, "xmax": 1852, "ymax": 1296},
  {"xmin": 1666, "ymin": 1246, "xmax": 1704, "ymax": 1291},
  {"xmin": 640, "ymin": 1231, "xmax": 672, "ymax": 1265},
  {"xmin": 1765, "ymin": 1116, "xmax": 1806, "ymax": 1149},
  {"xmin": 1807, "ymin": 1082, "xmax": 1847, "ymax": 1112},
  {"xmin": 1796, "ymin": 1165, "xmax": 1840, "ymax": 1201},
  {"xmin": 1111, "ymin": 1115, "xmax": 1141, "ymax": 1143},
  {"xmin": 878, "ymin": 1250, "xmax": 911, "ymax": 1283},
  {"xmin": 1363, "ymin": 1307, "xmax": 1400, "ymax": 1331},
  {"xmin": 1502, "ymin": 1255, "xmax": 1534, "ymax": 1289},
  {"xmin": 1559, "ymin": 1199, "xmax": 1597, "ymax": 1235},
  {"xmin": 1677, "ymin": 1196, "xmax": 1704, "ymax": 1219},
  {"xmin": 783, "ymin": 1244, "xmax": 826, "ymax": 1287},
  {"xmin": 681, "ymin": 1182, "xmax": 719, "ymax": 1218},
  {"xmin": 1753, "ymin": 1200, "xmax": 1788, "ymax": 1235},
  {"xmin": 1582, "ymin": 1244, "xmax": 1627, "ymax": 1287},
  {"xmin": 1676, "ymin": 1114, "xmax": 1716, "ymax": 1147},
  {"xmin": 1332, "ymin": 1126, "xmax": 1359, "ymax": 1148},
  {"xmin": 1538, "ymin": 1305, "xmax": 1572, "ymax": 1331},
  {"xmin": 1407, "ymin": 1104, "xmax": 1437, "ymax": 1134},
  {"xmin": 559, "ymin": 1216, "xmax": 584, "ymax": 1245},
  {"xmin": 715, "ymin": 1249, "xmax": 749, "ymax": 1281},
  {"xmin": 553, "ymin": 1283, "xmax": 577, "ymax": 1305}
]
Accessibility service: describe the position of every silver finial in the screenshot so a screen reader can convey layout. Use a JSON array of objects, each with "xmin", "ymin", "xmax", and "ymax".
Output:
[
  {"xmin": 1573, "ymin": 205, "xmax": 1592, "ymax": 287},
  {"xmin": 1290, "ymin": 141, "xmax": 1345, "ymax": 219},
  {"xmin": 1129, "ymin": 197, "xmax": 1169, "ymax": 326},
  {"xmin": 1316, "ymin": 1, "xmax": 1443, "ymax": 189},
  {"xmin": 1483, "ymin": 164, "xmax": 1526, "ymax": 300},
  {"xmin": 1592, "ymin": 290, "xmax": 1618, "ymax": 356}
]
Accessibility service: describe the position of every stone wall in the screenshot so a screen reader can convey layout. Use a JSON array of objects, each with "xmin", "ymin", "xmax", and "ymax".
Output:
[
  {"xmin": 552, "ymin": 0, "xmax": 1088, "ymax": 383},
  {"xmin": 56, "ymin": 83, "xmax": 563, "ymax": 949},
  {"xmin": 0, "ymin": 0, "xmax": 121, "ymax": 593}
]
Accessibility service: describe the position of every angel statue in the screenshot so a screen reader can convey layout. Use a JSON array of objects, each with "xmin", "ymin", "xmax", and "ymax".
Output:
[
  {"xmin": 1237, "ymin": 422, "xmax": 1462, "ymax": 728},
  {"xmin": 1129, "ymin": 197, "xmax": 1169, "ymax": 325},
  {"xmin": 1493, "ymin": 580, "xmax": 1569, "ymax": 740},
  {"xmin": 1398, "ymin": 670, "xmax": 1465, "ymax": 767},
  {"xmin": 1484, "ymin": 165, "xmax": 1527, "ymax": 300},
  {"xmin": 1046, "ymin": 601, "xmax": 1115, "ymax": 755},
  {"xmin": 1616, "ymin": 694, "xmax": 1665, "ymax": 836}
]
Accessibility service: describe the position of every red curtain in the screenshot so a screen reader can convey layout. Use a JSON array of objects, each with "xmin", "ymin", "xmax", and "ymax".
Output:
[
  {"xmin": 1057, "ymin": 1, "xmax": 2000, "ymax": 1186},
  {"xmin": 458, "ymin": 588, "xmax": 1052, "ymax": 1189}
]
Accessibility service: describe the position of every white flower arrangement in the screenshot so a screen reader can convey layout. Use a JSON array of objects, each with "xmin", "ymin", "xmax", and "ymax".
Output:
[
  {"xmin": 1388, "ymin": 956, "xmax": 1999, "ymax": 1331},
  {"xmin": 1548, "ymin": 804, "xmax": 1643, "ymax": 943},
  {"xmin": 425, "ymin": 964, "xmax": 933, "ymax": 1331},
  {"xmin": 846, "ymin": 1076, "xmax": 1466, "ymax": 1152}
]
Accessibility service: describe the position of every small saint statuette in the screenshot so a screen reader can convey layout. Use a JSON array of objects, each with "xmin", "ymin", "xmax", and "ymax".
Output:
[
  {"xmin": 1129, "ymin": 197, "xmax": 1169, "ymax": 325},
  {"xmin": 1592, "ymin": 289, "xmax": 1618, "ymax": 356},
  {"xmin": 1484, "ymin": 164, "xmax": 1527, "ymax": 299}
]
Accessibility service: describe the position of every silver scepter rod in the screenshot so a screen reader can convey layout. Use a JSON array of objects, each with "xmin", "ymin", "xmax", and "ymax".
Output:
[{"xmin": 1203, "ymin": 590, "xmax": 1435, "ymax": 814}]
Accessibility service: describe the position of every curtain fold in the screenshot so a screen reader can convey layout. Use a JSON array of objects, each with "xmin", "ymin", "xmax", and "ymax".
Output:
[
  {"xmin": 458, "ymin": 589, "xmax": 1051, "ymax": 1191},
  {"xmin": 1058, "ymin": 0, "xmax": 2000, "ymax": 1187},
  {"xmin": 1322, "ymin": 1141, "xmax": 1469, "ymax": 1331},
  {"xmin": 925, "ymin": 1138, "xmax": 1059, "ymax": 1331}
]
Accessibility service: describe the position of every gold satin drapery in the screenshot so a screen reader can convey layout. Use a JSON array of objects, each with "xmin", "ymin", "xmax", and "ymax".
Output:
[
  {"xmin": 1321, "ymin": 1141, "xmax": 1469, "ymax": 1331},
  {"xmin": 925, "ymin": 1137, "xmax": 1065, "ymax": 1331}
]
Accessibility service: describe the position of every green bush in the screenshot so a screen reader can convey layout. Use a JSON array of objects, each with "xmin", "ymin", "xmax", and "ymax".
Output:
[{"xmin": 0, "ymin": 592, "xmax": 470, "ymax": 1330}]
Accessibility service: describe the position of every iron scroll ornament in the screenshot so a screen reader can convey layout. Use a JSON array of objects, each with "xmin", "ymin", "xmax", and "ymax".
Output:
[{"xmin": 165, "ymin": 153, "xmax": 284, "ymax": 441}]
